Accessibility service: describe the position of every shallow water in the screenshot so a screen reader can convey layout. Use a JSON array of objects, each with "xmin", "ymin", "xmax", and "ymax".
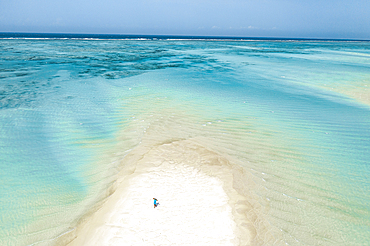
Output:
[{"xmin": 0, "ymin": 36, "xmax": 369, "ymax": 245}]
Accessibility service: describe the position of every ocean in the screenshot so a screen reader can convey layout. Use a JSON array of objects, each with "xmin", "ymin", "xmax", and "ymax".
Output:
[{"xmin": 0, "ymin": 33, "xmax": 369, "ymax": 245}]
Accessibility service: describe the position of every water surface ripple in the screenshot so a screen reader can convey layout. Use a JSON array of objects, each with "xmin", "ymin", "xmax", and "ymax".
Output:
[{"xmin": 0, "ymin": 37, "xmax": 369, "ymax": 245}]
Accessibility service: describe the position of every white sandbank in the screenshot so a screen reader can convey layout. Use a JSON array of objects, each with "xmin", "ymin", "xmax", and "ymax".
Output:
[{"xmin": 63, "ymin": 140, "xmax": 254, "ymax": 245}]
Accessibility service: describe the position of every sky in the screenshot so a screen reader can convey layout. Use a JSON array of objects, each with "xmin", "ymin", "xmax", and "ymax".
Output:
[{"xmin": 0, "ymin": 0, "xmax": 369, "ymax": 39}]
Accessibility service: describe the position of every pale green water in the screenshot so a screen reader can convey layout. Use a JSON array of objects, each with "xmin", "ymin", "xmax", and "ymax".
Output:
[{"xmin": 0, "ymin": 37, "xmax": 369, "ymax": 245}]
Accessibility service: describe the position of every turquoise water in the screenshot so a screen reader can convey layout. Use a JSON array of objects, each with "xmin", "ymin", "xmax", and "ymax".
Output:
[{"xmin": 0, "ymin": 36, "xmax": 369, "ymax": 245}]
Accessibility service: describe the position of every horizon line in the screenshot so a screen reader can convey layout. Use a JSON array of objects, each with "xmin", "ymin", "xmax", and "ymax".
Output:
[{"xmin": 1, "ymin": 32, "xmax": 369, "ymax": 42}]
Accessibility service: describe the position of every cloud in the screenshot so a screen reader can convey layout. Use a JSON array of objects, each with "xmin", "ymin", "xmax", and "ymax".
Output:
[{"xmin": 228, "ymin": 26, "xmax": 259, "ymax": 30}]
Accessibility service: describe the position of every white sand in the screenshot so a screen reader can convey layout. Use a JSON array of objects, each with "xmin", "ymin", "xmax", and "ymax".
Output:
[{"xmin": 65, "ymin": 140, "xmax": 248, "ymax": 245}]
